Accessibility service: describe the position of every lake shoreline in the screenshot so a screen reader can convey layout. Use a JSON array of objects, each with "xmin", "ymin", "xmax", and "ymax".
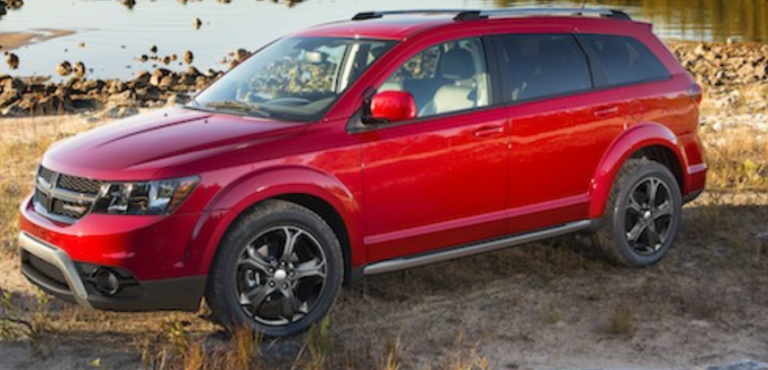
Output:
[
  {"xmin": 0, "ymin": 29, "xmax": 75, "ymax": 51},
  {"xmin": 1, "ymin": 40, "xmax": 767, "ymax": 121}
]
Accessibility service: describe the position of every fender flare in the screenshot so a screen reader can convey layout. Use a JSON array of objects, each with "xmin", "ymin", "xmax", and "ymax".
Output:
[
  {"xmin": 186, "ymin": 166, "xmax": 363, "ymax": 276},
  {"xmin": 588, "ymin": 122, "xmax": 688, "ymax": 219}
]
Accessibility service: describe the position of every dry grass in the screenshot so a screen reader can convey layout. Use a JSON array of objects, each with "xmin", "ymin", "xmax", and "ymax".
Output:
[{"xmin": 700, "ymin": 126, "xmax": 768, "ymax": 192}]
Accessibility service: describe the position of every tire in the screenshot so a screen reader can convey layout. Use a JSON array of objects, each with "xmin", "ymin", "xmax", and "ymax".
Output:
[
  {"xmin": 594, "ymin": 159, "xmax": 683, "ymax": 267},
  {"xmin": 205, "ymin": 199, "xmax": 343, "ymax": 337}
]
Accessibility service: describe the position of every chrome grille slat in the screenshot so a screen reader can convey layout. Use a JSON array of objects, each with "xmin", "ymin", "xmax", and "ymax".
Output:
[{"xmin": 34, "ymin": 166, "xmax": 103, "ymax": 223}]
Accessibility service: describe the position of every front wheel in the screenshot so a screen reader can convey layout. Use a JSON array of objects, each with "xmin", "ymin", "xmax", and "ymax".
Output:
[
  {"xmin": 594, "ymin": 159, "xmax": 683, "ymax": 267},
  {"xmin": 205, "ymin": 200, "xmax": 343, "ymax": 337}
]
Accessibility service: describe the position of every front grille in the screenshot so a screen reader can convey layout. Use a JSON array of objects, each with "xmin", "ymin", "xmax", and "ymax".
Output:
[
  {"xmin": 38, "ymin": 167, "xmax": 55, "ymax": 184},
  {"xmin": 27, "ymin": 254, "xmax": 68, "ymax": 288},
  {"xmin": 34, "ymin": 166, "xmax": 103, "ymax": 222},
  {"xmin": 58, "ymin": 174, "xmax": 102, "ymax": 195}
]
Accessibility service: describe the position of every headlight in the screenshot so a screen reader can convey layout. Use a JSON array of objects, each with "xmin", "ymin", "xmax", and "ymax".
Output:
[{"xmin": 92, "ymin": 176, "xmax": 199, "ymax": 215}]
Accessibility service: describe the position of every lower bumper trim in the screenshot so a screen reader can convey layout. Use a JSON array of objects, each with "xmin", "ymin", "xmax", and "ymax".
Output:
[
  {"xmin": 18, "ymin": 231, "xmax": 93, "ymax": 308},
  {"xmin": 18, "ymin": 231, "xmax": 206, "ymax": 312}
]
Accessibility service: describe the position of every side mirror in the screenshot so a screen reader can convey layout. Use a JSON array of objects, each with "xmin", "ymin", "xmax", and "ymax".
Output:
[{"xmin": 368, "ymin": 91, "xmax": 417, "ymax": 123}]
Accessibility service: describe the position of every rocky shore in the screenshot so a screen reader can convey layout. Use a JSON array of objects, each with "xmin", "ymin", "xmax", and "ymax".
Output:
[{"xmin": 0, "ymin": 40, "xmax": 767, "ymax": 120}]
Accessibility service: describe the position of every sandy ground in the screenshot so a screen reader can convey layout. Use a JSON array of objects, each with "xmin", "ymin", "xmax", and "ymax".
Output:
[
  {"xmin": 0, "ymin": 116, "xmax": 766, "ymax": 369},
  {"xmin": 0, "ymin": 30, "xmax": 74, "ymax": 52}
]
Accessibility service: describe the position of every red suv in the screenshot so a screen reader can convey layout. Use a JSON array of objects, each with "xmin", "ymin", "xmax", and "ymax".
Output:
[{"xmin": 19, "ymin": 8, "xmax": 707, "ymax": 337}]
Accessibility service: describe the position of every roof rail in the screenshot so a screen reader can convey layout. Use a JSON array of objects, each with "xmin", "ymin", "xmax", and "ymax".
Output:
[
  {"xmin": 458, "ymin": 8, "xmax": 631, "ymax": 21},
  {"xmin": 352, "ymin": 9, "xmax": 477, "ymax": 21},
  {"xmin": 351, "ymin": 8, "xmax": 632, "ymax": 21}
]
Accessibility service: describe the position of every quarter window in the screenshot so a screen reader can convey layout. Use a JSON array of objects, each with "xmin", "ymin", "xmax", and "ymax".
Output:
[
  {"xmin": 380, "ymin": 37, "xmax": 490, "ymax": 118},
  {"xmin": 496, "ymin": 34, "xmax": 592, "ymax": 103},
  {"xmin": 579, "ymin": 34, "xmax": 671, "ymax": 86}
]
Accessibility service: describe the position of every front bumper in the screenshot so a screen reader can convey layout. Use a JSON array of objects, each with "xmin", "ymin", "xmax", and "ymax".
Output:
[
  {"xmin": 19, "ymin": 231, "xmax": 206, "ymax": 311},
  {"xmin": 18, "ymin": 193, "xmax": 209, "ymax": 311}
]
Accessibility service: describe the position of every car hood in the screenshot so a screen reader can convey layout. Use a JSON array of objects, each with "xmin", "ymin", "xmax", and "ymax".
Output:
[{"xmin": 42, "ymin": 108, "xmax": 308, "ymax": 181}]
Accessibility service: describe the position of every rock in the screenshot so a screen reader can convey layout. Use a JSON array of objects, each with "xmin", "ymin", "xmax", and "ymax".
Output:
[
  {"xmin": 134, "ymin": 70, "xmax": 151, "ymax": 86},
  {"xmin": 150, "ymin": 45, "xmax": 158, "ymax": 54},
  {"xmin": 5, "ymin": 52, "xmax": 19, "ymax": 69},
  {"xmin": 183, "ymin": 50, "xmax": 194, "ymax": 64},
  {"xmin": 0, "ymin": 76, "xmax": 25, "ymax": 95},
  {"xmin": 107, "ymin": 90, "xmax": 136, "ymax": 107},
  {"xmin": 162, "ymin": 56, "xmax": 172, "ymax": 65},
  {"xmin": 74, "ymin": 62, "xmax": 86, "ymax": 78},
  {"xmin": 134, "ymin": 86, "xmax": 161, "ymax": 101},
  {"xmin": 149, "ymin": 68, "xmax": 171, "ymax": 87},
  {"xmin": 193, "ymin": 17, "xmax": 202, "ymax": 29},
  {"xmin": 107, "ymin": 79, "xmax": 127, "ymax": 94},
  {"xmin": 38, "ymin": 93, "xmax": 73, "ymax": 115},
  {"xmin": 187, "ymin": 66, "xmax": 201, "ymax": 77},
  {"xmin": 78, "ymin": 42, "xmax": 85, "ymax": 48},
  {"xmin": 0, "ymin": 89, "xmax": 20, "ymax": 109},
  {"xmin": 756, "ymin": 65, "xmax": 767, "ymax": 80},
  {"xmin": 56, "ymin": 61, "xmax": 73, "ymax": 76},
  {"xmin": 78, "ymin": 79, "xmax": 105, "ymax": 95},
  {"xmin": 5, "ymin": 0, "xmax": 23, "ymax": 10},
  {"xmin": 235, "ymin": 48, "xmax": 250, "ymax": 61},
  {"xmin": 139, "ymin": 54, "xmax": 149, "ymax": 62},
  {"xmin": 122, "ymin": 0, "xmax": 136, "ymax": 9},
  {"xmin": 158, "ymin": 75, "xmax": 176, "ymax": 89}
]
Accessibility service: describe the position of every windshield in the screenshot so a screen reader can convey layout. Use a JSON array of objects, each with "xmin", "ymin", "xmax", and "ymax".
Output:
[{"xmin": 191, "ymin": 37, "xmax": 397, "ymax": 121}]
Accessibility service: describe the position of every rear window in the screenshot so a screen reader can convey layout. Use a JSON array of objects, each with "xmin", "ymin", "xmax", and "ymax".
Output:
[
  {"xmin": 579, "ymin": 34, "xmax": 670, "ymax": 86},
  {"xmin": 496, "ymin": 34, "xmax": 592, "ymax": 103}
]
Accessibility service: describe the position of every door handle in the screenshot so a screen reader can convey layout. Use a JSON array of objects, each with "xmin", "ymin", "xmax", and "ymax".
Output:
[
  {"xmin": 593, "ymin": 106, "xmax": 620, "ymax": 118},
  {"xmin": 473, "ymin": 125, "xmax": 505, "ymax": 138}
]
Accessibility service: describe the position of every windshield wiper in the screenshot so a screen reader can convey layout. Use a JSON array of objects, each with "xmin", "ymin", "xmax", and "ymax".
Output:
[{"xmin": 202, "ymin": 101, "xmax": 272, "ymax": 118}]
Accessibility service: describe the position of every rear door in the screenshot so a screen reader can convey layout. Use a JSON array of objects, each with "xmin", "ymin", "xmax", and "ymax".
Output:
[{"xmin": 493, "ymin": 33, "xmax": 627, "ymax": 233}]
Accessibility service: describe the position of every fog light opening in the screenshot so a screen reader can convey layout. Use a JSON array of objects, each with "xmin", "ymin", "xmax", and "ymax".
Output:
[{"xmin": 92, "ymin": 268, "xmax": 121, "ymax": 297}]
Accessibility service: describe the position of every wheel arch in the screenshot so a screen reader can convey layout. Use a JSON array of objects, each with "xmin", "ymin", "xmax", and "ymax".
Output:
[
  {"xmin": 188, "ymin": 166, "xmax": 363, "ymax": 282},
  {"xmin": 274, "ymin": 193, "xmax": 353, "ymax": 284},
  {"xmin": 588, "ymin": 122, "xmax": 688, "ymax": 219}
]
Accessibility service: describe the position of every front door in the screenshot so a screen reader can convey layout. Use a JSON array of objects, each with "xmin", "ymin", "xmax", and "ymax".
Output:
[{"xmin": 360, "ymin": 37, "xmax": 510, "ymax": 262}]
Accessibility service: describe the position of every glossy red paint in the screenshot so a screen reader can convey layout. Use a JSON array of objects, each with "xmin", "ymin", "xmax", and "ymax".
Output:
[
  {"xmin": 19, "ymin": 12, "xmax": 707, "ymax": 311},
  {"xmin": 370, "ymin": 91, "xmax": 417, "ymax": 122}
]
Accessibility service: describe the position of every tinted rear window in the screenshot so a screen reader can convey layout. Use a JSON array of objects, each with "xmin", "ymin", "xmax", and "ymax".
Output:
[
  {"xmin": 580, "ymin": 34, "xmax": 670, "ymax": 86},
  {"xmin": 496, "ymin": 34, "xmax": 592, "ymax": 103}
]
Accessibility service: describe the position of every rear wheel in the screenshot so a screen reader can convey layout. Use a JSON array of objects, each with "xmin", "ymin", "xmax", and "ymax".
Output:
[
  {"xmin": 205, "ymin": 200, "xmax": 343, "ymax": 337},
  {"xmin": 594, "ymin": 159, "xmax": 682, "ymax": 267}
]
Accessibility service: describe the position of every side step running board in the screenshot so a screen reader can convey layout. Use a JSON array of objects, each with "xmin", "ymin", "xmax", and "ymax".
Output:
[{"xmin": 363, "ymin": 220, "xmax": 593, "ymax": 275}]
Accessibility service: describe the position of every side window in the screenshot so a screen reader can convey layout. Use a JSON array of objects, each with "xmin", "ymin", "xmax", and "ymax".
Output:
[
  {"xmin": 580, "ymin": 34, "xmax": 671, "ymax": 86},
  {"xmin": 380, "ymin": 37, "xmax": 490, "ymax": 118},
  {"xmin": 497, "ymin": 34, "xmax": 592, "ymax": 103}
]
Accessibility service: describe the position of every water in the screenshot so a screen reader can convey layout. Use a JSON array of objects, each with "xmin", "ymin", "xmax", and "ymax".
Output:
[{"xmin": 1, "ymin": 0, "xmax": 766, "ymax": 80}]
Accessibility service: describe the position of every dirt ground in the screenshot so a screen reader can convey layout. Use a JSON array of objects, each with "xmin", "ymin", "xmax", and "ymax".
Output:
[{"xmin": 0, "ymin": 115, "xmax": 767, "ymax": 369}]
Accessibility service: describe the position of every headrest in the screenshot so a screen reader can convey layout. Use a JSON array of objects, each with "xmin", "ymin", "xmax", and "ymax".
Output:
[{"xmin": 438, "ymin": 48, "xmax": 474, "ymax": 80}]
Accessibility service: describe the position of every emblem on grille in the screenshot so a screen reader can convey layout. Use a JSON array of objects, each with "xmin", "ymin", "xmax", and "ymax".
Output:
[{"xmin": 35, "ymin": 167, "xmax": 101, "ymax": 222}]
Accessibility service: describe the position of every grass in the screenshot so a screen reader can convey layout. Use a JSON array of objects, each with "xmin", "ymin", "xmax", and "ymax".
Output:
[
  {"xmin": 700, "ymin": 126, "xmax": 768, "ymax": 192},
  {"xmin": 0, "ymin": 108, "xmax": 766, "ymax": 368}
]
